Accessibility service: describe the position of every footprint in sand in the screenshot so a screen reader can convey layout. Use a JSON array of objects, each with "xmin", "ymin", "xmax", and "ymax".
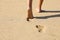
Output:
[{"xmin": 36, "ymin": 25, "xmax": 44, "ymax": 32}]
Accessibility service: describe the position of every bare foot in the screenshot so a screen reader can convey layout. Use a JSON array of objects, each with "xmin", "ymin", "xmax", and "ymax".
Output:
[
  {"xmin": 28, "ymin": 9, "xmax": 33, "ymax": 18},
  {"xmin": 36, "ymin": 8, "xmax": 45, "ymax": 13},
  {"xmin": 27, "ymin": 17, "xmax": 29, "ymax": 21},
  {"xmin": 36, "ymin": 8, "xmax": 41, "ymax": 13},
  {"xmin": 27, "ymin": 9, "xmax": 33, "ymax": 21}
]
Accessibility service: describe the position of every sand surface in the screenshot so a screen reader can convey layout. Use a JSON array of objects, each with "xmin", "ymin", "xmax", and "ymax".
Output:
[{"xmin": 0, "ymin": 0, "xmax": 60, "ymax": 40}]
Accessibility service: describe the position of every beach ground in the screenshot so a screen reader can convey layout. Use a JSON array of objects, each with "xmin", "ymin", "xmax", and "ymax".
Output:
[{"xmin": 0, "ymin": 0, "xmax": 60, "ymax": 40}]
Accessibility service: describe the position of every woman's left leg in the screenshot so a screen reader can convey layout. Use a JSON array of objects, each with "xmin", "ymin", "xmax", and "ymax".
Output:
[{"xmin": 39, "ymin": 0, "xmax": 44, "ymax": 12}]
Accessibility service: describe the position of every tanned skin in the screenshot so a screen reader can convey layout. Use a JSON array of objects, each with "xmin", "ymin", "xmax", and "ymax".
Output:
[
  {"xmin": 27, "ymin": 0, "xmax": 43, "ymax": 21},
  {"xmin": 39, "ymin": 0, "xmax": 44, "ymax": 12}
]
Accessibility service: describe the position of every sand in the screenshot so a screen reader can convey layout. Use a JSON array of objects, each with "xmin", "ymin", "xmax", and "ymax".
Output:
[{"xmin": 0, "ymin": 0, "xmax": 60, "ymax": 40}]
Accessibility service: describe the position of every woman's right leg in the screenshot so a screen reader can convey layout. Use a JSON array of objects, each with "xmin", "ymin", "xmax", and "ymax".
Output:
[{"xmin": 27, "ymin": 0, "xmax": 33, "ymax": 21}]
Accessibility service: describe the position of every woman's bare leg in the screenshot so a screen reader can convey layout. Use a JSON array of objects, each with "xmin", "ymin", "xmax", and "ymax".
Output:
[
  {"xmin": 27, "ymin": 0, "xmax": 33, "ymax": 21},
  {"xmin": 39, "ymin": 0, "xmax": 44, "ymax": 12}
]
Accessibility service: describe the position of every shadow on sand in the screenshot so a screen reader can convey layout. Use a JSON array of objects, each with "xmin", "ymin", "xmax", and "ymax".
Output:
[
  {"xmin": 34, "ymin": 14, "xmax": 60, "ymax": 19},
  {"xmin": 40, "ymin": 10, "xmax": 60, "ymax": 13}
]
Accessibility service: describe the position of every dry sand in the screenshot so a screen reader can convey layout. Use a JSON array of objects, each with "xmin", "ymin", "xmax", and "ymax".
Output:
[{"xmin": 0, "ymin": 0, "xmax": 60, "ymax": 40}]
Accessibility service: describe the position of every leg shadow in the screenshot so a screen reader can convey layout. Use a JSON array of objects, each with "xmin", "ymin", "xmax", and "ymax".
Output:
[
  {"xmin": 40, "ymin": 10, "xmax": 60, "ymax": 13},
  {"xmin": 34, "ymin": 14, "xmax": 60, "ymax": 19}
]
